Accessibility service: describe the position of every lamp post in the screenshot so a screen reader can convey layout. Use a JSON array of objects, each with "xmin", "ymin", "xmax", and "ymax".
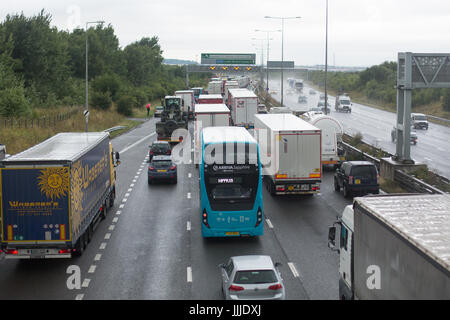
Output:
[
  {"xmin": 255, "ymin": 29, "xmax": 281, "ymax": 92},
  {"xmin": 324, "ymin": 0, "xmax": 329, "ymax": 115},
  {"xmin": 264, "ymin": 16, "xmax": 300, "ymax": 107},
  {"xmin": 85, "ymin": 20, "xmax": 104, "ymax": 132}
]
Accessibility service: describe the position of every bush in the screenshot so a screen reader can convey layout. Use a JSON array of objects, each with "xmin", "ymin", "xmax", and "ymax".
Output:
[
  {"xmin": 0, "ymin": 86, "xmax": 30, "ymax": 117},
  {"xmin": 443, "ymin": 89, "xmax": 450, "ymax": 112},
  {"xmin": 90, "ymin": 90, "xmax": 112, "ymax": 110},
  {"xmin": 91, "ymin": 74, "xmax": 123, "ymax": 102},
  {"xmin": 116, "ymin": 95, "xmax": 134, "ymax": 116}
]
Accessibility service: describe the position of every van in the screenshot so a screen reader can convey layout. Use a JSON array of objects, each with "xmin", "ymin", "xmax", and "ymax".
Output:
[{"xmin": 411, "ymin": 113, "xmax": 429, "ymax": 130}]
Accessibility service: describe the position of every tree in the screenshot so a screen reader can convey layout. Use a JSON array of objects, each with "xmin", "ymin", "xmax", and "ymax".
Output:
[
  {"xmin": 124, "ymin": 36, "xmax": 164, "ymax": 86},
  {"xmin": 0, "ymin": 10, "xmax": 71, "ymax": 103}
]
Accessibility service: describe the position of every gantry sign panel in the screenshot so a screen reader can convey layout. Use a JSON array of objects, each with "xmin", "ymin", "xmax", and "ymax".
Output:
[
  {"xmin": 398, "ymin": 53, "xmax": 450, "ymax": 89},
  {"xmin": 201, "ymin": 53, "xmax": 256, "ymax": 65},
  {"xmin": 395, "ymin": 53, "xmax": 450, "ymax": 162}
]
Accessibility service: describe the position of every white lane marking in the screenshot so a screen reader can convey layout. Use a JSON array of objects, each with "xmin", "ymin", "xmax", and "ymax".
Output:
[
  {"xmin": 108, "ymin": 225, "xmax": 115, "ymax": 231},
  {"xmin": 127, "ymin": 188, "xmax": 132, "ymax": 192},
  {"xmin": 94, "ymin": 254, "xmax": 102, "ymax": 261},
  {"xmin": 116, "ymin": 210, "xmax": 121, "ymax": 215},
  {"xmin": 122, "ymin": 198, "xmax": 127, "ymax": 203},
  {"xmin": 187, "ymin": 193, "xmax": 191, "ymax": 199},
  {"xmin": 112, "ymin": 217, "xmax": 119, "ymax": 223},
  {"xmin": 266, "ymin": 219, "xmax": 274, "ymax": 229},
  {"xmin": 187, "ymin": 221, "xmax": 191, "ymax": 231},
  {"xmin": 82, "ymin": 279, "xmax": 90, "ymax": 288},
  {"xmin": 130, "ymin": 184, "xmax": 135, "ymax": 187},
  {"xmin": 88, "ymin": 265, "xmax": 97, "ymax": 274},
  {"xmin": 119, "ymin": 132, "xmax": 156, "ymax": 154},
  {"xmin": 288, "ymin": 262, "xmax": 300, "ymax": 278},
  {"xmin": 119, "ymin": 204, "xmax": 124, "ymax": 209},
  {"xmin": 187, "ymin": 267, "xmax": 193, "ymax": 283},
  {"xmin": 99, "ymin": 242, "xmax": 107, "ymax": 250},
  {"xmin": 188, "ymin": 173, "xmax": 192, "ymax": 178},
  {"xmin": 75, "ymin": 294, "xmax": 84, "ymax": 300},
  {"xmin": 124, "ymin": 193, "xmax": 130, "ymax": 198},
  {"xmin": 104, "ymin": 233, "xmax": 111, "ymax": 240},
  {"xmin": 134, "ymin": 175, "xmax": 139, "ymax": 179}
]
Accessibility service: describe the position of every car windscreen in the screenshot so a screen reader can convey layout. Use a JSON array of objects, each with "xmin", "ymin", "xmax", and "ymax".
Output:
[
  {"xmin": 152, "ymin": 144, "xmax": 169, "ymax": 152},
  {"xmin": 234, "ymin": 270, "xmax": 278, "ymax": 284},
  {"xmin": 151, "ymin": 160, "xmax": 172, "ymax": 168},
  {"xmin": 414, "ymin": 115, "xmax": 427, "ymax": 120},
  {"xmin": 340, "ymin": 99, "xmax": 350, "ymax": 105},
  {"xmin": 351, "ymin": 166, "xmax": 377, "ymax": 178}
]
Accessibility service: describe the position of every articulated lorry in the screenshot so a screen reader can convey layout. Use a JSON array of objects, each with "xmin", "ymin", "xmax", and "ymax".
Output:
[
  {"xmin": 254, "ymin": 114, "xmax": 322, "ymax": 195},
  {"xmin": 193, "ymin": 104, "xmax": 230, "ymax": 167},
  {"xmin": 328, "ymin": 194, "xmax": 450, "ymax": 300},
  {"xmin": 0, "ymin": 132, "xmax": 120, "ymax": 259},
  {"xmin": 175, "ymin": 90, "xmax": 195, "ymax": 120},
  {"xmin": 229, "ymin": 88, "xmax": 258, "ymax": 129}
]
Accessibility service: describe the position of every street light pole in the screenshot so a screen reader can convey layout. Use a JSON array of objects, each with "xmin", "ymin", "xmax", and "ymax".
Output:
[
  {"xmin": 264, "ymin": 16, "xmax": 300, "ymax": 107},
  {"xmin": 324, "ymin": 0, "xmax": 329, "ymax": 115},
  {"xmin": 85, "ymin": 20, "xmax": 104, "ymax": 132},
  {"xmin": 255, "ymin": 29, "xmax": 281, "ymax": 93}
]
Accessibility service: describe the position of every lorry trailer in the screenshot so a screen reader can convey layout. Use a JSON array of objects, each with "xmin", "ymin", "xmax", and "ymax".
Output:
[
  {"xmin": 254, "ymin": 114, "xmax": 322, "ymax": 195},
  {"xmin": 0, "ymin": 132, "xmax": 120, "ymax": 259},
  {"xmin": 328, "ymin": 194, "xmax": 450, "ymax": 300}
]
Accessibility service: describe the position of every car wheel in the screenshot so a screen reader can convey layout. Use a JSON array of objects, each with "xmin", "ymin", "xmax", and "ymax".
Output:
[
  {"xmin": 334, "ymin": 178, "xmax": 340, "ymax": 191},
  {"xmin": 343, "ymin": 185, "xmax": 350, "ymax": 198}
]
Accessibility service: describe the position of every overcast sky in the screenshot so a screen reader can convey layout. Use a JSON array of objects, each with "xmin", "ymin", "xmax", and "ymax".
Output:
[{"xmin": 2, "ymin": 0, "xmax": 450, "ymax": 67}]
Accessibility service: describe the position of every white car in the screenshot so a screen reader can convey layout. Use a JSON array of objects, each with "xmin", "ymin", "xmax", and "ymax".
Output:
[
  {"xmin": 219, "ymin": 255, "xmax": 285, "ymax": 300},
  {"xmin": 154, "ymin": 105, "xmax": 164, "ymax": 117}
]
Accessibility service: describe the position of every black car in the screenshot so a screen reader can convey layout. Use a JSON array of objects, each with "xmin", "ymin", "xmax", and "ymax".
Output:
[
  {"xmin": 148, "ymin": 155, "xmax": 177, "ymax": 184},
  {"xmin": 149, "ymin": 141, "xmax": 171, "ymax": 161},
  {"xmin": 334, "ymin": 161, "xmax": 379, "ymax": 198}
]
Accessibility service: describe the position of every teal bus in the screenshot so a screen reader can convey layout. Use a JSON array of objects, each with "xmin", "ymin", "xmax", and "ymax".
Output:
[{"xmin": 200, "ymin": 126, "xmax": 263, "ymax": 237}]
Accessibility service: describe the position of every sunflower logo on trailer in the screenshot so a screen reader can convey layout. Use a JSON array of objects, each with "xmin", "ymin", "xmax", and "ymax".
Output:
[{"xmin": 37, "ymin": 167, "xmax": 70, "ymax": 200}]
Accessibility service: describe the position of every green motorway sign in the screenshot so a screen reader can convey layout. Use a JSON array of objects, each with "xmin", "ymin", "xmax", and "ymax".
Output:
[{"xmin": 201, "ymin": 53, "xmax": 256, "ymax": 65}]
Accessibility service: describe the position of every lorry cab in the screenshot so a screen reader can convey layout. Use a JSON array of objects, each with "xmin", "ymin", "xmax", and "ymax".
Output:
[
  {"xmin": 328, "ymin": 205, "xmax": 354, "ymax": 300},
  {"xmin": 335, "ymin": 94, "xmax": 352, "ymax": 113},
  {"xmin": 411, "ymin": 113, "xmax": 429, "ymax": 130}
]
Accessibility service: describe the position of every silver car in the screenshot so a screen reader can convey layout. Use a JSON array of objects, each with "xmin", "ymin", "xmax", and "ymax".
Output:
[{"xmin": 219, "ymin": 255, "xmax": 285, "ymax": 300}]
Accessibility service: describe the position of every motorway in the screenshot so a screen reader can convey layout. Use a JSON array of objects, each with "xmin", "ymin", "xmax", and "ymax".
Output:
[
  {"xmin": 269, "ymin": 79, "xmax": 450, "ymax": 179},
  {"xmin": 0, "ymin": 116, "xmax": 354, "ymax": 300}
]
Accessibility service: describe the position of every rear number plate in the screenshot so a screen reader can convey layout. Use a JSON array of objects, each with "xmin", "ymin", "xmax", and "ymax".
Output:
[
  {"xmin": 157, "ymin": 170, "xmax": 167, "ymax": 173},
  {"xmin": 226, "ymin": 232, "xmax": 239, "ymax": 236}
]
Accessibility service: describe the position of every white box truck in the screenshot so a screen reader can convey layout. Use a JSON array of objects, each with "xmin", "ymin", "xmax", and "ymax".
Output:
[
  {"xmin": 207, "ymin": 81, "xmax": 223, "ymax": 95},
  {"xmin": 224, "ymin": 80, "xmax": 239, "ymax": 105},
  {"xmin": 254, "ymin": 114, "xmax": 322, "ymax": 195},
  {"xmin": 193, "ymin": 104, "xmax": 230, "ymax": 166},
  {"xmin": 328, "ymin": 194, "xmax": 450, "ymax": 300},
  {"xmin": 229, "ymin": 88, "xmax": 258, "ymax": 128},
  {"xmin": 175, "ymin": 90, "xmax": 195, "ymax": 120},
  {"xmin": 302, "ymin": 112, "xmax": 345, "ymax": 167}
]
